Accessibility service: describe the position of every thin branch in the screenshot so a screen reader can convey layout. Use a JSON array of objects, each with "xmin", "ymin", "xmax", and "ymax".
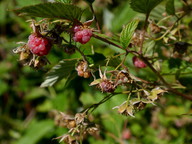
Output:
[
  {"xmin": 85, "ymin": 93, "xmax": 115, "ymax": 114},
  {"xmin": 139, "ymin": 13, "xmax": 149, "ymax": 54},
  {"xmin": 139, "ymin": 55, "xmax": 170, "ymax": 87},
  {"xmin": 92, "ymin": 33, "xmax": 124, "ymax": 50},
  {"xmin": 75, "ymin": 47, "xmax": 88, "ymax": 62},
  {"xmin": 89, "ymin": 4, "xmax": 101, "ymax": 32},
  {"xmin": 139, "ymin": 55, "xmax": 192, "ymax": 100}
]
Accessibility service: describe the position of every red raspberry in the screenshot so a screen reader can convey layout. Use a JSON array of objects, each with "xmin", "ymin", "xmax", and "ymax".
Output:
[
  {"xmin": 73, "ymin": 25, "xmax": 81, "ymax": 33},
  {"xmin": 132, "ymin": 56, "xmax": 147, "ymax": 68},
  {"xmin": 27, "ymin": 34, "xmax": 52, "ymax": 56},
  {"xmin": 73, "ymin": 29, "xmax": 92, "ymax": 44},
  {"xmin": 122, "ymin": 129, "xmax": 131, "ymax": 140}
]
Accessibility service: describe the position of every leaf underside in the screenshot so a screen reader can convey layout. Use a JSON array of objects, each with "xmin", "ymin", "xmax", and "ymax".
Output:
[{"xmin": 13, "ymin": 2, "xmax": 83, "ymax": 21}]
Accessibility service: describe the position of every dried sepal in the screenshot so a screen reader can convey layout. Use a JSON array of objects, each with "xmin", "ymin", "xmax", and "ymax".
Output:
[
  {"xmin": 113, "ymin": 101, "xmax": 135, "ymax": 117},
  {"xmin": 89, "ymin": 79, "xmax": 102, "ymax": 86},
  {"xmin": 114, "ymin": 70, "xmax": 131, "ymax": 86},
  {"xmin": 147, "ymin": 87, "xmax": 166, "ymax": 101},
  {"xmin": 91, "ymin": 67, "xmax": 116, "ymax": 93},
  {"xmin": 54, "ymin": 134, "xmax": 78, "ymax": 144},
  {"xmin": 53, "ymin": 111, "xmax": 99, "ymax": 144},
  {"xmin": 34, "ymin": 56, "xmax": 50, "ymax": 69}
]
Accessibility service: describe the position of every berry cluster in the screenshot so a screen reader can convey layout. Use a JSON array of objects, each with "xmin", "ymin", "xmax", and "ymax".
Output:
[
  {"xmin": 28, "ymin": 34, "xmax": 52, "ymax": 56},
  {"xmin": 73, "ymin": 26, "xmax": 92, "ymax": 44},
  {"xmin": 99, "ymin": 80, "xmax": 115, "ymax": 93},
  {"xmin": 76, "ymin": 61, "xmax": 91, "ymax": 78},
  {"xmin": 132, "ymin": 56, "xmax": 147, "ymax": 68}
]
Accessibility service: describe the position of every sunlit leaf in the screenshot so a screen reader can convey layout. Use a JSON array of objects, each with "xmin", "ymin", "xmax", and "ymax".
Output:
[
  {"xmin": 120, "ymin": 19, "xmax": 139, "ymax": 48},
  {"xmin": 13, "ymin": 2, "xmax": 83, "ymax": 21}
]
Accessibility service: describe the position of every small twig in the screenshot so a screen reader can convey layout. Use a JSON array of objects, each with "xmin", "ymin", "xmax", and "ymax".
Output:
[
  {"xmin": 167, "ymin": 88, "xmax": 192, "ymax": 101},
  {"xmin": 89, "ymin": 4, "xmax": 101, "ymax": 32},
  {"xmin": 114, "ymin": 52, "xmax": 128, "ymax": 70},
  {"xmin": 154, "ymin": 11, "xmax": 189, "ymax": 41},
  {"xmin": 85, "ymin": 93, "xmax": 115, "ymax": 114},
  {"xmin": 75, "ymin": 47, "xmax": 88, "ymax": 62},
  {"xmin": 139, "ymin": 13, "xmax": 149, "ymax": 54},
  {"xmin": 139, "ymin": 55, "xmax": 170, "ymax": 87}
]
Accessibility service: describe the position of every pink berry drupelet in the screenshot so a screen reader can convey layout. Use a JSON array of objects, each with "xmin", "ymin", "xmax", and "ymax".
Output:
[
  {"xmin": 73, "ymin": 26, "xmax": 92, "ymax": 44},
  {"xmin": 28, "ymin": 34, "xmax": 52, "ymax": 56},
  {"xmin": 132, "ymin": 56, "xmax": 147, "ymax": 68}
]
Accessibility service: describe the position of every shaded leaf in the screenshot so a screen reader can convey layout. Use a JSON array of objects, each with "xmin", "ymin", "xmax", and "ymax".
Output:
[
  {"xmin": 84, "ymin": 0, "xmax": 95, "ymax": 4},
  {"xmin": 87, "ymin": 52, "xmax": 106, "ymax": 66},
  {"xmin": 166, "ymin": 0, "xmax": 175, "ymax": 15},
  {"xmin": 0, "ymin": 80, "xmax": 8, "ymax": 96},
  {"xmin": 13, "ymin": 2, "xmax": 83, "ymax": 21},
  {"xmin": 120, "ymin": 19, "xmax": 139, "ymax": 48},
  {"xmin": 108, "ymin": 57, "xmax": 122, "ymax": 68},
  {"xmin": 41, "ymin": 59, "xmax": 77, "ymax": 87},
  {"xmin": 130, "ymin": 0, "xmax": 163, "ymax": 14},
  {"xmin": 168, "ymin": 58, "xmax": 182, "ymax": 69}
]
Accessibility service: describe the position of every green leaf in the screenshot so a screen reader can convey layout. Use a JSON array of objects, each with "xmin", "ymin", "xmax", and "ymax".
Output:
[
  {"xmin": 130, "ymin": 0, "xmax": 163, "ymax": 14},
  {"xmin": 15, "ymin": 120, "xmax": 54, "ymax": 144},
  {"xmin": 111, "ymin": 1, "xmax": 137, "ymax": 32},
  {"xmin": 80, "ymin": 92, "xmax": 96, "ymax": 105},
  {"xmin": 120, "ymin": 19, "xmax": 139, "ymax": 48},
  {"xmin": 108, "ymin": 57, "xmax": 122, "ymax": 68},
  {"xmin": 0, "ymin": 80, "xmax": 8, "ymax": 96},
  {"xmin": 40, "ymin": 59, "xmax": 77, "ymax": 87},
  {"xmin": 24, "ymin": 88, "xmax": 49, "ymax": 100},
  {"xmin": 36, "ymin": 100, "xmax": 53, "ymax": 112},
  {"xmin": 166, "ymin": 0, "xmax": 175, "ymax": 15},
  {"xmin": 55, "ymin": 0, "xmax": 72, "ymax": 3},
  {"xmin": 13, "ymin": 2, "xmax": 83, "ymax": 21}
]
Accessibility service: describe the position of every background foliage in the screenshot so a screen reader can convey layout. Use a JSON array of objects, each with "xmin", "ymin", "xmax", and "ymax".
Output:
[{"xmin": 0, "ymin": 0, "xmax": 192, "ymax": 144}]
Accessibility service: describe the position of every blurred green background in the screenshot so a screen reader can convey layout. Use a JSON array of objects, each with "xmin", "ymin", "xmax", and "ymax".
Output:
[{"xmin": 0, "ymin": 0, "xmax": 192, "ymax": 144}]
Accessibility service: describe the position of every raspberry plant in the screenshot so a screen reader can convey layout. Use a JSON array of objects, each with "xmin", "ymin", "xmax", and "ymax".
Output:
[{"xmin": 12, "ymin": 0, "xmax": 192, "ymax": 143}]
